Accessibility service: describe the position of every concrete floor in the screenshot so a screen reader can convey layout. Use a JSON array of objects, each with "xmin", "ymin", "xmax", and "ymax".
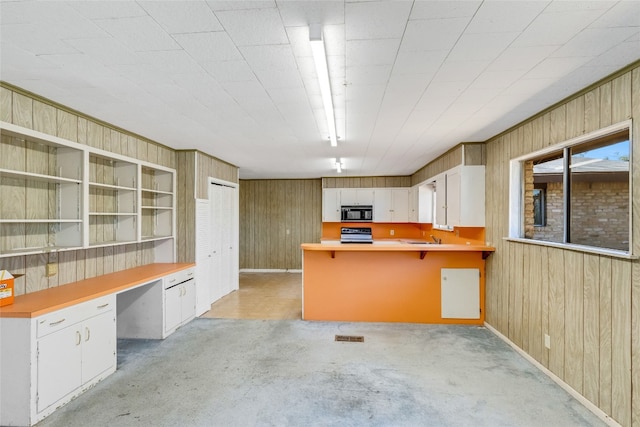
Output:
[{"xmin": 36, "ymin": 319, "xmax": 605, "ymax": 427}]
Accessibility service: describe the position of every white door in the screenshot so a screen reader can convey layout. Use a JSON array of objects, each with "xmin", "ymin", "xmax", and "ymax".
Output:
[
  {"xmin": 209, "ymin": 180, "xmax": 239, "ymax": 303},
  {"xmin": 81, "ymin": 311, "xmax": 116, "ymax": 382},
  {"xmin": 441, "ymin": 268, "xmax": 480, "ymax": 319},
  {"xmin": 164, "ymin": 285, "xmax": 182, "ymax": 333},
  {"xmin": 37, "ymin": 325, "xmax": 82, "ymax": 412},
  {"xmin": 391, "ymin": 188, "xmax": 409, "ymax": 222},
  {"xmin": 195, "ymin": 199, "xmax": 212, "ymax": 315},
  {"xmin": 374, "ymin": 189, "xmax": 392, "ymax": 222}
]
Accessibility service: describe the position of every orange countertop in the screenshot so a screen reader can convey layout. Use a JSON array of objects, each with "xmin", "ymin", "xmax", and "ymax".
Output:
[
  {"xmin": 0, "ymin": 263, "xmax": 195, "ymax": 318},
  {"xmin": 302, "ymin": 242, "xmax": 495, "ymax": 253}
]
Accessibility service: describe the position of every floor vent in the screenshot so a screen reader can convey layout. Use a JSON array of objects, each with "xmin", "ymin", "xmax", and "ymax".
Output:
[{"xmin": 335, "ymin": 335, "xmax": 364, "ymax": 343}]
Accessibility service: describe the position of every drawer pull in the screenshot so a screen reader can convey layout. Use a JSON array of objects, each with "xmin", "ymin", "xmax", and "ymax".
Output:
[
  {"xmin": 97, "ymin": 303, "xmax": 110, "ymax": 309},
  {"xmin": 49, "ymin": 318, "xmax": 66, "ymax": 326},
  {"xmin": 76, "ymin": 331, "xmax": 82, "ymax": 346},
  {"xmin": 187, "ymin": 272, "xmax": 194, "ymax": 277},
  {"xmin": 85, "ymin": 327, "xmax": 90, "ymax": 342},
  {"xmin": 169, "ymin": 278, "xmax": 176, "ymax": 283}
]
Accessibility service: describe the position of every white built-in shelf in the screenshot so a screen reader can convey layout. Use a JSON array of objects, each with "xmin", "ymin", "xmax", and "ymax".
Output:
[{"xmin": 0, "ymin": 121, "xmax": 176, "ymax": 259}]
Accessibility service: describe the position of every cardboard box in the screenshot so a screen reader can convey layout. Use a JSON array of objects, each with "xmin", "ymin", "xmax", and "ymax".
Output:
[{"xmin": 0, "ymin": 270, "xmax": 14, "ymax": 307}]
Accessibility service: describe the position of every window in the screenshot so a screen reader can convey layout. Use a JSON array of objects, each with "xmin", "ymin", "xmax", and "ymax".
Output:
[{"xmin": 512, "ymin": 122, "xmax": 631, "ymax": 254}]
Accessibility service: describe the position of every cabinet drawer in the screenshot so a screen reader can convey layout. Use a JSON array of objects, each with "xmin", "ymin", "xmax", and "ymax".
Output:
[
  {"xmin": 164, "ymin": 268, "xmax": 194, "ymax": 289},
  {"xmin": 37, "ymin": 295, "xmax": 114, "ymax": 339}
]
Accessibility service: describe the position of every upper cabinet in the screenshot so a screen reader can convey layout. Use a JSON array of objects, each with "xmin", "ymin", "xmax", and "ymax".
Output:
[
  {"xmin": 0, "ymin": 122, "xmax": 176, "ymax": 258},
  {"xmin": 322, "ymin": 189, "xmax": 341, "ymax": 222},
  {"xmin": 374, "ymin": 188, "xmax": 409, "ymax": 223},
  {"xmin": 340, "ymin": 188, "xmax": 374, "ymax": 206},
  {"xmin": 426, "ymin": 165, "xmax": 485, "ymax": 228}
]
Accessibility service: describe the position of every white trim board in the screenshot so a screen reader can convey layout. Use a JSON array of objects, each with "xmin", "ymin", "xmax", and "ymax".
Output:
[{"xmin": 240, "ymin": 269, "xmax": 302, "ymax": 273}]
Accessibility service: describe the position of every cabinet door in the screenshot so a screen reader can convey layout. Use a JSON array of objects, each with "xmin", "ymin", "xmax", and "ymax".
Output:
[
  {"xmin": 445, "ymin": 169, "xmax": 461, "ymax": 226},
  {"xmin": 391, "ymin": 189, "xmax": 409, "ymax": 222},
  {"xmin": 81, "ymin": 311, "xmax": 116, "ymax": 383},
  {"xmin": 165, "ymin": 285, "xmax": 182, "ymax": 333},
  {"xmin": 339, "ymin": 189, "xmax": 357, "ymax": 205},
  {"xmin": 356, "ymin": 189, "xmax": 374, "ymax": 205},
  {"xmin": 441, "ymin": 268, "xmax": 480, "ymax": 319},
  {"xmin": 181, "ymin": 281, "xmax": 196, "ymax": 323},
  {"xmin": 373, "ymin": 189, "xmax": 392, "ymax": 222},
  {"xmin": 434, "ymin": 174, "xmax": 447, "ymax": 226},
  {"xmin": 408, "ymin": 186, "xmax": 418, "ymax": 222},
  {"xmin": 37, "ymin": 325, "xmax": 82, "ymax": 412},
  {"xmin": 322, "ymin": 189, "xmax": 341, "ymax": 222}
]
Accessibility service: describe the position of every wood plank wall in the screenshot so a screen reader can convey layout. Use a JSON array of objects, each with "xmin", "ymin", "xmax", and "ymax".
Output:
[
  {"xmin": 175, "ymin": 150, "xmax": 238, "ymax": 263},
  {"xmin": 484, "ymin": 64, "xmax": 640, "ymax": 427},
  {"xmin": 410, "ymin": 143, "xmax": 486, "ymax": 185},
  {"xmin": 322, "ymin": 176, "xmax": 410, "ymax": 188},
  {"xmin": 240, "ymin": 179, "xmax": 321, "ymax": 270},
  {"xmin": 0, "ymin": 83, "xmax": 173, "ymax": 296}
]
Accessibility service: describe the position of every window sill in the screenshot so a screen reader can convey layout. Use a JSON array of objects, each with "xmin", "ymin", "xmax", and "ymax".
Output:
[{"xmin": 503, "ymin": 237, "xmax": 638, "ymax": 260}]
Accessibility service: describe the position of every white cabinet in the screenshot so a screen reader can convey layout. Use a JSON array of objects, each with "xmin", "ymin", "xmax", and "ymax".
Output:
[
  {"xmin": 340, "ymin": 188, "xmax": 374, "ymax": 205},
  {"xmin": 441, "ymin": 268, "xmax": 480, "ymax": 319},
  {"xmin": 0, "ymin": 295, "xmax": 116, "ymax": 426},
  {"xmin": 322, "ymin": 189, "xmax": 341, "ymax": 222},
  {"xmin": 408, "ymin": 186, "xmax": 418, "ymax": 223},
  {"xmin": 163, "ymin": 270, "xmax": 196, "ymax": 335},
  {"xmin": 429, "ymin": 166, "xmax": 485, "ymax": 228},
  {"xmin": 410, "ymin": 184, "xmax": 433, "ymax": 223},
  {"xmin": 374, "ymin": 188, "xmax": 409, "ymax": 223}
]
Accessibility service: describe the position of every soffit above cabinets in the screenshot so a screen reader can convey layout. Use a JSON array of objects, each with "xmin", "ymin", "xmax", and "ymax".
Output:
[{"xmin": 1, "ymin": 1, "xmax": 639, "ymax": 179}]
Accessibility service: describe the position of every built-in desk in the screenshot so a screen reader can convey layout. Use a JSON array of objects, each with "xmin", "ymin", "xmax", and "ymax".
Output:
[
  {"xmin": 301, "ymin": 242, "xmax": 494, "ymax": 324},
  {"xmin": 0, "ymin": 263, "xmax": 195, "ymax": 427}
]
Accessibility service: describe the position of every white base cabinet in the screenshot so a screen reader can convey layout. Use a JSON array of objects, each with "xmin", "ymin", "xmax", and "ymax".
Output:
[
  {"xmin": 0, "ymin": 295, "xmax": 116, "ymax": 427},
  {"xmin": 164, "ymin": 270, "xmax": 196, "ymax": 335},
  {"xmin": 441, "ymin": 268, "xmax": 480, "ymax": 319}
]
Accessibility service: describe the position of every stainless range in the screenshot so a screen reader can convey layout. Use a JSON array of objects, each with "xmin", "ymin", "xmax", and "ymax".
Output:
[{"xmin": 340, "ymin": 227, "xmax": 373, "ymax": 244}]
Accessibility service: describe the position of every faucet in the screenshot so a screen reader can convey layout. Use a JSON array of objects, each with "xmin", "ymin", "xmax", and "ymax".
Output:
[{"xmin": 430, "ymin": 235, "xmax": 441, "ymax": 244}]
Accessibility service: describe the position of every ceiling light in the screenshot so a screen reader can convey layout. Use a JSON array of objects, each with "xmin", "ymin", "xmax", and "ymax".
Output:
[
  {"xmin": 335, "ymin": 158, "xmax": 342, "ymax": 173},
  {"xmin": 310, "ymin": 25, "xmax": 337, "ymax": 147}
]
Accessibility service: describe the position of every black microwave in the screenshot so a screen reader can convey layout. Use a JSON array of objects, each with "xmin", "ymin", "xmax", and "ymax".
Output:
[{"xmin": 341, "ymin": 205, "xmax": 373, "ymax": 222}]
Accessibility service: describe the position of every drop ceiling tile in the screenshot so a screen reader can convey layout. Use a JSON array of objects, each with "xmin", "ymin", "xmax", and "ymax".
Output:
[
  {"xmin": 207, "ymin": 1, "xmax": 276, "ymax": 12},
  {"xmin": 67, "ymin": 2, "xmax": 148, "ymax": 19},
  {"xmin": 525, "ymin": 56, "xmax": 592, "ymax": 80},
  {"xmin": 512, "ymin": 8, "xmax": 608, "ymax": 47},
  {"xmin": 255, "ymin": 67, "xmax": 305, "ymax": 89},
  {"xmin": 277, "ymin": 1, "xmax": 344, "ymax": 27},
  {"xmin": 469, "ymin": 70, "xmax": 524, "ymax": 90},
  {"xmin": 590, "ymin": 1, "xmax": 640, "ymax": 28},
  {"xmin": 138, "ymin": 2, "xmax": 223, "ymax": 34},
  {"xmin": 486, "ymin": 45, "xmax": 559, "ymax": 72},
  {"xmin": 65, "ymin": 37, "xmax": 141, "ymax": 66},
  {"xmin": 465, "ymin": 1, "xmax": 548, "ymax": 34},
  {"xmin": 136, "ymin": 50, "xmax": 203, "ymax": 75},
  {"xmin": 432, "ymin": 60, "xmax": 490, "ymax": 83},
  {"xmin": 409, "ymin": 1, "xmax": 481, "ymax": 20},
  {"xmin": 215, "ymin": 8, "xmax": 287, "ymax": 46},
  {"xmin": 448, "ymin": 32, "xmax": 519, "ymax": 62},
  {"xmin": 202, "ymin": 60, "xmax": 256, "ymax": 83},
  {"xmin": 551, "ymin": 27, "xmax": 639, "ymax": 58},
  {"xmin": 346, "ymin": 65, "xmax": 392, "ymax": 86},
  {"xmin": 345, "ymin": 1, "xmax": 412, "ymax": 40},
  {"xmin": 94, "ymin": 16, "xmax": 181, "ymax": 52},
  {"xmin": 346, "ymin": 39, "xmax": 400, "ymax": 67},
  {"xmin": 173, "ymin": 32, "xmax": 242, "ymax": 62},
  {"xmin": 1, "ymin": 24, "xmax": 79, "ymax": 55},
  {"xmin": 240, "ymin": 44, "xmax": 298, "ymax": 71},
  {"xmin": 400, "ymin": 18, "xmax": 470, "ymax": 52},
  {"xmin": 392, "ymin": 50, "xmax": 447, "ymax": 75}
]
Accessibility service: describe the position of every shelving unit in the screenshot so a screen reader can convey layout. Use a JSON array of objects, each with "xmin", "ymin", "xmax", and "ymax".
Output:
[
  {"xmin": 88, "ymin": 153, "xmax": 137, "ymax": 247},
  {"xmin": 0, "ymin": 122, "xmax": 176, "ymax": 260},
  {"xmin": 1, "ymin": 127, "xmax": 84, "ymax": 256},
  {"xmin": 140, "ymin": 166, "xmax": 174, "ymax": 241}
]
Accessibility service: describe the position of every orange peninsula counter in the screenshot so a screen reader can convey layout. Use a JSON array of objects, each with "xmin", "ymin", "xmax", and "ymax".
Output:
[{"xmin": 301, "ymin": 242, "xmax": 495, "ymax": 325}]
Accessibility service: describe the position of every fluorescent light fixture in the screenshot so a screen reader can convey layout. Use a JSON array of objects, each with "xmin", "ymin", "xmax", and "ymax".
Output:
[
  {"xmin": 310, "ymin": 25, "xmax": 337, "ymax": 147},
  {"xmin": 335, "ymin": 158, "xmax": 342, "ymax": 173}
]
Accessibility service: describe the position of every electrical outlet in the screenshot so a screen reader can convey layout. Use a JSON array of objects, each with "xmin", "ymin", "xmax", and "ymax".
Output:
[
  {"xmin": 46, "ymin": 263, "xmax": 57, "ymax": 277},
  {"xmin": 544, "ymin": 334, "xmax": 551, "ymax": 349},
  {"xmin": 390, "ymin": 229, "xmax": 394, "ymax": 236}
]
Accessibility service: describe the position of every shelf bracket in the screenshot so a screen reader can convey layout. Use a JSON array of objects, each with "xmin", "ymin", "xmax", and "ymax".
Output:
[
  {"xmin": 330, "ymin": 251, "xmax": 335, "ymax": 259},
  {"xmin": 420, "ymin": 251, "xmax": 427, "ymax": 260},
  {"xmin": 482, "ymin": 251, "xmax": 492, "ymax": 260}
]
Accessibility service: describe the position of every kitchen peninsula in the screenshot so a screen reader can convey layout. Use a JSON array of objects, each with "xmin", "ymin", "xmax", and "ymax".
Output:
[{"xmin": 301, "ymin": 241, "xmax": 494, "ymax": 325}]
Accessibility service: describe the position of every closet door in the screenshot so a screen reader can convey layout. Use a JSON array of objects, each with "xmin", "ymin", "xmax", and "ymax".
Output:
[
  {"xmin": 209, "ymin": 181, "xmax": 239, "ymax": 303},
  {"xmin": 195, "ymin": 199, "xmax": 212, "ymax": 315}
]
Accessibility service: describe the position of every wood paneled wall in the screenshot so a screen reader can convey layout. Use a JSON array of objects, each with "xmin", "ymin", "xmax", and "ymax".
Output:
[
  {"xmin": 1, "ymin": 83, "xmax": 173, "ymax": 296},
  {"xmin": 322, "ymin": 176, "xmax": 410, "ymax": 188},
  {"xmin": 484, "ymin": 63, "xmax": 640, "ymax": 427},
  {"xmin": 175, "ymin": 150, "xmax": 239, "ymax": 263},
  {"xmin": 411, "ymin": 143, "xmax": 484, "ymax": 185},
  {"xmin": 240, "ymin": 179, "xmax": 321, "ymax": 270}
]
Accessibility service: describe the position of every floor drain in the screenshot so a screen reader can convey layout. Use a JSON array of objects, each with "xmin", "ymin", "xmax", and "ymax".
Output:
[{"xmin": 335, "ymin": 335, "xmax": 364, "ymax": 342}]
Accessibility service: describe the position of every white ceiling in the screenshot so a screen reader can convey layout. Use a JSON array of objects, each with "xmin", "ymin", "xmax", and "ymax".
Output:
[{"xmin": 1, "ymin": 1, "xmax": 639, "ymax": 179}]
